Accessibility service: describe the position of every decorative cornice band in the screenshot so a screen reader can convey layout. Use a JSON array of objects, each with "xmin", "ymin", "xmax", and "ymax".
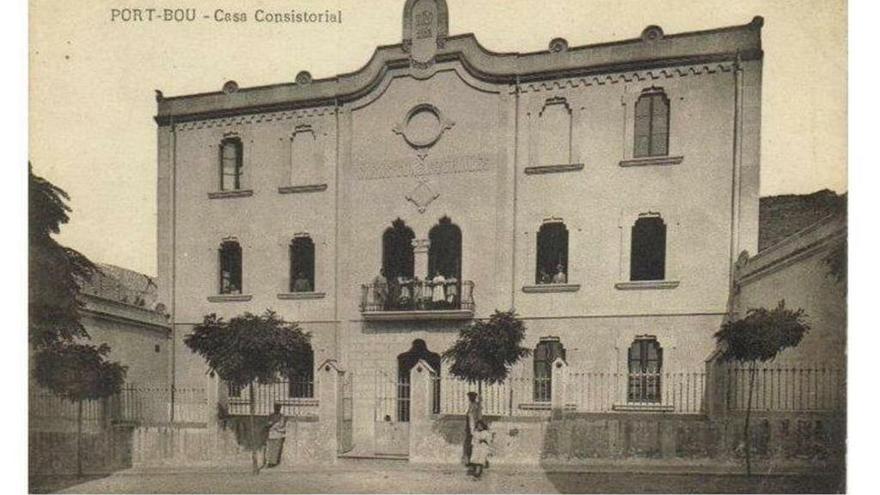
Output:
[
  {"xmin": 278, "ymin": 184, "xmax": 328, "ymax": 194},
  {"xmin": 524, "ymin": 163, "xmax": 585, "ymax": 175},
  {"xmin": 517, "ymin": 62, "xmax": 735, "ymax": 94},
  {"xmin": 156, "ymin": 44, "xmax": 755, "ymax": 126},
  {"xmin": 174, "ymin": 106, "xmax": 337, "ymax": 132}
]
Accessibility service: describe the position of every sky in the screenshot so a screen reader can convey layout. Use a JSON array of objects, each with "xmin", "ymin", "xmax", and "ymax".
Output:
[{"xmin": 29, "ymin": 0, "xmax": 847, "ymax": 276}]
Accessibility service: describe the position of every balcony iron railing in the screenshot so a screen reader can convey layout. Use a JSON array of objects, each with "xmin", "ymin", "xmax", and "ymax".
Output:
[{"xmin": 360, "ymin": 279, "xmax": 474, "ymax": 313}]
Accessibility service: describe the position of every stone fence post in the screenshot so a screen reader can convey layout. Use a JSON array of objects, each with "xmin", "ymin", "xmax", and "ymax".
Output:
[
  {"xmin": 409, "ymin": 359, "xmax": 437, "ymax": 461},
  {"xmin": 551, "ymin": 357, "xmax": 568, "ymax": 419},
  {"xmin": 704, "ymin": 353, "xmax": 728, "ymax": 418},
  {"xmin": 317, "ymin": 359, "xmax": 343, "ymax": 461}
]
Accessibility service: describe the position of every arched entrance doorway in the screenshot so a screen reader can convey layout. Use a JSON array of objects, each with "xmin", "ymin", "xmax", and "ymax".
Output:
[
  {"xmin": 397, "ymin": 339, "xmax": 441, "ymax": 421},
  {"xmin": 373, "ymin": 339, "xmax": 441, "ymax": 457}
]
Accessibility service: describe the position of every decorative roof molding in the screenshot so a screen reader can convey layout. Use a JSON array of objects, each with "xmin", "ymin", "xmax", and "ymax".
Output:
[
  {"xmin": 175, "ymin": 106, "xmax": 337, "ymax": 132},
  {"xmin": 155, "ymin": 18, "xmax": 762, "ymax": 126},
  {"xmin": 518, "ymin": 63, "xmax": 734, "ymax": 94}
]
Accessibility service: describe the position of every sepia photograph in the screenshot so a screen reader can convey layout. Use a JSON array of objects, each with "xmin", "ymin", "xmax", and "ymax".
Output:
[{"xmin": 25, "ymin": 0, "xmax": 848, "ymax": 493}]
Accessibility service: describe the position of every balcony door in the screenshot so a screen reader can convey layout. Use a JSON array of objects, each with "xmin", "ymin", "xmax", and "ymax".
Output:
[
  {"xmin": 428, "ymin": 216, "xmax": 461, "ymax": 279},
  {"xmin": 382, "ymin": 219, "xmax": 415, "ymax": 280}
]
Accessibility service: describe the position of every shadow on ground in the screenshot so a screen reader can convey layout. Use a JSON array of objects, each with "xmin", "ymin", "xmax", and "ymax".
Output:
[
  {"xmin": 540, "ymin": 472, "xmax": 845, "ymax": 494},
  {"xmin": 29, "ymin": 474, "xmax": 110, "ymax": 494}
]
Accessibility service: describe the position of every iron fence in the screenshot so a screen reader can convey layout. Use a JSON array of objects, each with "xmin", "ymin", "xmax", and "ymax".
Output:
[
  {"xmin": 226, "ymin": 379, "xmax": 318, "ymax": 416},
  {"xmin": 723, "ymin": 363, "xmax": 845, "ymax": 412}
]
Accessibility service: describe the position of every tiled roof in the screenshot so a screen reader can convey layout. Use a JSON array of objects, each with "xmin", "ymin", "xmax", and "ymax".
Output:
[
  {"xmin": 80, "ymin": 263, "xmax": 162, "ymax": 312},
  {"xmin": 759, "ymin": 189, "xmax": 847, "ymax": 252}
]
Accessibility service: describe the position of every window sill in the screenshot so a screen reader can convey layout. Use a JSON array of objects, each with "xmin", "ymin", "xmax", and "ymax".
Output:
[
  {"xmin": 278, "ymin": 184, "xmax": 328, "ymax": 194},
  {"xmin": 207, "ymin": 294, "xmax": 254, "ymax": 302},
  {"xmin": 208, "ymin": 189, "xmax": 254, "ymax": 199},
  {"xmin": 618, "ymin": 156, "xmax": 684, "ymax": 168},
  {"xmin": 277, "ymin": 292, "xmax": 326, "ymax": 300},
  {"xmin": 614, "ymin": 280, "xmax": 680, "ymax": 291},
  {"xmin": 612, "ymin": 403, "xmax": 675, "ymax": 413},
  {"xmin": 524, "ymin": 163, "xmax": 584, "ymax": 175},
  {"xmin": 522, "ymin": 284, "xmax": 581, "ymax": 293},
  {"xmin": 518, "ymin": 402, "xmax": 551, "ymax": 411}
]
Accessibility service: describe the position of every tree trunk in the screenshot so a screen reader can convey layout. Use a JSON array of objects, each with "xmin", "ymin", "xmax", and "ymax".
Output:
[
  {"xmin": 76, "ymin": 399, "xmax": 83, "ymax": 477},
  {"xmin": 744, "ymin": 362, "xmax": 757, "ymax": 476},
  {"xmin": 249, "ymin": 382, "xmax": 259, "ymax": 475}
]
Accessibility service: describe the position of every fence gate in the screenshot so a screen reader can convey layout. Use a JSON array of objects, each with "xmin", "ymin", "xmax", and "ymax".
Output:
[
  {"xmin": 374, "ymin": 370, "xmax": 409, "ymax": 457},
  {"xmin": 338, "ymin": 371, "xmax": 354, "ymax": 454}
]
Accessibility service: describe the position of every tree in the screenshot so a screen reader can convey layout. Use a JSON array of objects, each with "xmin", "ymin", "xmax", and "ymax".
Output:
[
  {"xmin": 33, "ymin": 342, "xmax": 127, "ymax": 476},
  {"xmin": 29, "ymin": 164, "xmax": 97, "ymax": 347},
  {"xmin": 184, "ymin": 310, "xmax": 312, "ymax": 474},
  {"xmin": 714, "ymin": 300, "xmax": 809, "ymax": 475},
  {"xmin": 443, "ymin": 310, "xmax": 531, "ymax": 395}
]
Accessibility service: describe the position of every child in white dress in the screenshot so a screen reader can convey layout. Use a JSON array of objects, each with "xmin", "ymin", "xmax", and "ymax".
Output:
[{"xmin": 469, "ymin": 420, "xmax": 492, "ymax": 479}]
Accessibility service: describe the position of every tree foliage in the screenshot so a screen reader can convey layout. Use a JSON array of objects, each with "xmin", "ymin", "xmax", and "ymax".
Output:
[
  {"xmin": 33, "ymin": 342, "xmax": 127, "ymax": 402},
  {"xmin": 184, "ymin": 310, "xmax": 313, "ymax": 388},
  {"xmin": 184, "ymin": 310, "xmax": 312, "ymax": 474},
  {"xmin": 714, "ymin": 300, "xmax": 809, "ymax": 476},
  {"xmin": 714, "ymin": 300, "xmax": 810, "ymax": 363},
  {"xmin": 29, "ymin": 164, "xmax": 97, "ymax": 347},
  {"xmin": 443, "ymin": 310, "xmax": 531, "ymax": 385}
]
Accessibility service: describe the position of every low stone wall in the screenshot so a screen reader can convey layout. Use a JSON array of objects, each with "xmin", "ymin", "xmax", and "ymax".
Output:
[
  {"xmin": 409, "ymin": 411, "xmax": 845, "ymax": 468},
  {"xmin": 29, "ymin": 425, "xmax": 133, "ymax": 475},
  {"xmin": 406, "ymin": 360, "xmax": 844, "ymax": 469}
]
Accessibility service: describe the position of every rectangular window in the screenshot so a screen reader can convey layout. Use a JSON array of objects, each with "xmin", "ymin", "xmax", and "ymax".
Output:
[
  {"xmin": 633, "ymin": 90, "xmax": 670, "ymax": 158},
  {"xmin": 220, "ymin": 139, "xmax": 242, "ymax": 191}
]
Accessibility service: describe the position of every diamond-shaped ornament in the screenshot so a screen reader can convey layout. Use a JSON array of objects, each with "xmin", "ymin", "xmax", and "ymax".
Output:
[{"xmin": 405, "ymin": 180, "xmax": 439, "ymax": 214}]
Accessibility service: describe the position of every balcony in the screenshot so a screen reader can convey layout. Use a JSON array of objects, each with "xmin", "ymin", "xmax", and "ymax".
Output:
[{"xmin": 360, "ymin": 279, "xmax": 474, "ymax": 321}]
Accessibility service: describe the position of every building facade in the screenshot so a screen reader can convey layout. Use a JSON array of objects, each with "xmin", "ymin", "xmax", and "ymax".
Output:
[{"xmin": 156, "ymin": 0, "xmax": 763, "ymax": 456}]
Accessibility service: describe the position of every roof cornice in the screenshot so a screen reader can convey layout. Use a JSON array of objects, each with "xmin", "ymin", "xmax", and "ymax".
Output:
[{"xmin": 155, "ymin": 16, "xmax": 763, "ymax": 126}]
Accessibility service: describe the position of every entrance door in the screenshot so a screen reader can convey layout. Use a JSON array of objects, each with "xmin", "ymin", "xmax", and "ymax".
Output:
[{"xmin": 374, "ymin": 369, "xmax": 409, "ymax": 456}]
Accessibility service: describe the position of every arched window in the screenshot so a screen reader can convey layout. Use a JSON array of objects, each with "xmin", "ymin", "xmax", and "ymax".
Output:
[
  {"xmin": 290, "ymin": 127, "xmax": 320, "ymax": 185},
  {"xmin": 288, "ymin": 343, "xmax": 315, "ymax": 398},
  {"xmin": 627, "ymin": 337, "xmax": 662, "ymax": 404},
  {"xmin": 219, "ymin": 240, "xmax": 242, "ymax": 294},
  {"xmin": 289, "ymin": 236, "xmax": 315, "ymax": 292},
  {"xmin": 536, "ymin": 221, "xmax": 569, "ymax": 284},
  {"xmin": 538, "ymin": 97, "xmax": 572, "ymax": 165},
  {"xmin": 633, "ymin": 89, "xmax": 670, "ymax": 158},
  {"xmin": 533, "ymin": 337, "xmax": 566, "ymax": 402},
  {"xmin": 428, "ymin": 216, "xmax": 462, "ymax": 280},
  {"xmin": 382, "ymin": 219, "xmax": 415, "ymax": 280},
  {"xmin": 397, "ymin": 339, "xmax": 441, "ymax": 421},
  {"xmin": 220, "ymin": 137, "xmax": 243, "ymax": 191},
  {"xmin": 630, "ymin": 216, "xmax": 666, "ymax": 281}
]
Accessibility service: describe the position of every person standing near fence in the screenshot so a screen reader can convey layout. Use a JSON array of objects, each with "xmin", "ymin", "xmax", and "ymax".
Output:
[
  {"xmin": 463, "ymin": 391, "xmax": 482, "ymax": 472},
  {"xmin": 264, "ymin": 404, "xmax": 287, "ymax": 468}
]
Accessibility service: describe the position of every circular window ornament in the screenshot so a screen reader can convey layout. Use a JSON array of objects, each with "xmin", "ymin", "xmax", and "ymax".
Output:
[{"xmin": 392, "ymin": 104, "xmax": 455, "ymax": 149}]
